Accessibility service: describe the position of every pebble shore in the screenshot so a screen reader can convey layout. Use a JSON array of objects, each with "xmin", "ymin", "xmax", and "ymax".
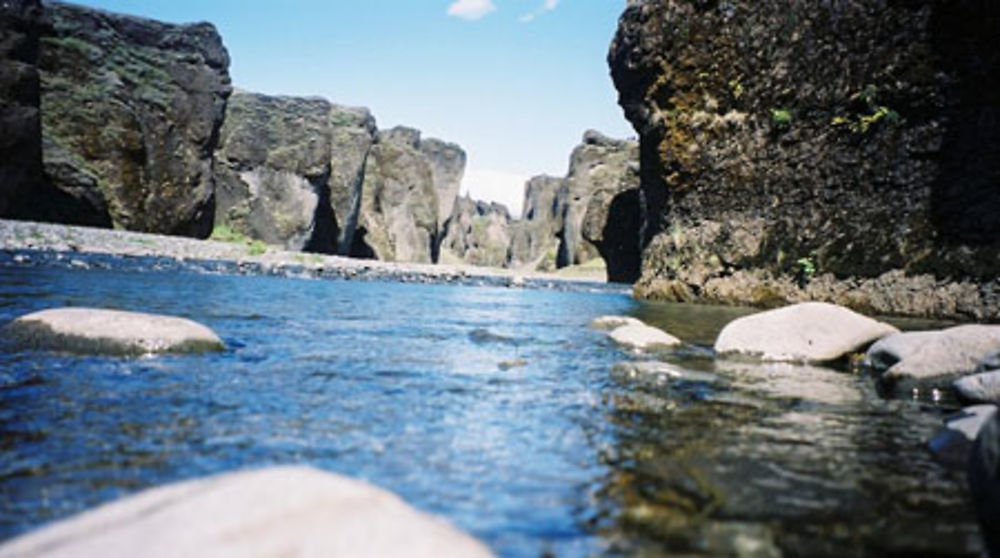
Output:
[{"xmin": 0, "ymin": 219, "xmax": 617, "ymax": 292}]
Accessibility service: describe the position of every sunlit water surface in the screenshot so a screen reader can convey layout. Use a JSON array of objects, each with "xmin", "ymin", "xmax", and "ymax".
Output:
[{"xmin": 0, "ymin": 253, "xmax": 983, "ymax": 556}]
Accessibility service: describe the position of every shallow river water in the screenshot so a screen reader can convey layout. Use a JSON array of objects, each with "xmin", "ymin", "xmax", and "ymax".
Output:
[{"xmin": 0, "ymin": 252, "xmax": 984, "ymax": 556}]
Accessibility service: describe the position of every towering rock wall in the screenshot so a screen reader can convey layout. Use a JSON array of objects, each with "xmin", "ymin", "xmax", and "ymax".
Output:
[
  {"xmin": 506, "ymin": 175, "xmax": 566, "ymax": 271},
  {"xmin": 610, "ymin": 0, "xmax": 1000, "ymax": 319},
  {"xmin": 439, "ymin": 196, "xmax": 511, "ymax": 268},
  {"xmin": 0, "ymin": 0, "xmax": 43, "ymax": 220},
  {"xmin": 214, "ymin": 92, "xmax": 339, "ymax": 252},
  {"xmin": 37, "ymin": 1, "xmax": 232, "ymax": 236},
  {"xmin": 355, "ymin": 127, "xmax": 464, "ymax": 263}
]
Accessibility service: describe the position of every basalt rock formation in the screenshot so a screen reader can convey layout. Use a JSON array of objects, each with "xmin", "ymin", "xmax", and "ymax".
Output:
[
  {"xmin": 439, "ymin": 195, "xmax": 512, "ymax": 268},
  {"xmin": 506, "ymin": 175, "xmax": 565, "ymax": 271},
  {"xmin": 610, "ymin": 0, "xmax": 1000, "ymax": 319},
  {"xmin": 0, "ymin": 0, "xmax": 43, "ymax": 220},
  {"xmin": 214, "ymin": 91, "xmax": 380, "ymax": 254},
  {"xmin": 36, "ymin": 1, "xmax": 232, "ymax": 236},
  {"xmin": 355, "ymin": 127, "xmax": 464, "ymax": 263},
  {"xmin": 505, "ymin": 131, "xmax": 639, "ymax": 278}
]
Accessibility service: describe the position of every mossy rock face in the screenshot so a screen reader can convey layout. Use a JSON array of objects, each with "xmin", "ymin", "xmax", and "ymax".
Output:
[
  {"xmin": 611, "ymin": 0, "xmax": 1000, "ymax": 317},
  {"xmin": 439, "ymin": 196, "xmax": 511, "ymax": 268},
  {"xmin": 35, "ymin": 2, "xmax": 232, "ymax": 237}
]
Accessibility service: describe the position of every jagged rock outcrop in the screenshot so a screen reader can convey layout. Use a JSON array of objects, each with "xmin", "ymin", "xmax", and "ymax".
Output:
[
  {"xmin": 610, "ymin": 1, "xmax": 1000, "ymax": 319},
  {"xmin": 439, "ymin": 195, "xmax": 511, "ymax": 267},
  {"xmin": 559, "ymin": 130, "xmax": 637, "ymax": 269},
  {"xmin": 35, "ymin": 1, "xmax": 232, "ymax": 236},
  {"xmin": 506, "ymin": 175, "xmax": 565, "ymax": 271},
  {"xmin": 214, "ymin": 92, "xmax": 378, "ymax": 254},
  {"xmin": 419, "ymin": 138, "xmax": 466, "ymax": 235},
  {"xmin": 504, "ymin": 131, "xmax": 639, "ymax": 277},
  {"xmin": 355, "ymin": 127, "xmax": 444, "ymax": 263},
  {"xmin": 0, "ymin": 0, "xmax": 43, "ymax": 219},
  {"xmin": 215, "ymin": 92, "xmax": 337, "ymax": 252}
]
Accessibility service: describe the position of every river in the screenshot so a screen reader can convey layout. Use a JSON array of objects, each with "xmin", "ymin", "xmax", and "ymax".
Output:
[{"xmin": 0, "ymin": 252, "xmax": 983, "ymax": 556}]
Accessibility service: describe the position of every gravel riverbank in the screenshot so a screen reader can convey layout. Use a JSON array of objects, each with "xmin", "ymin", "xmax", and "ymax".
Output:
[{"xmin": 0, "ymin": 219, "xmax": 617, "ymax": 292}]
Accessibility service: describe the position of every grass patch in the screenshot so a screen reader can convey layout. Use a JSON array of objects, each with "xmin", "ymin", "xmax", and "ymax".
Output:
[{"xmin": 211, "ymin": 224, "xmax": 269, "ymax": 256}]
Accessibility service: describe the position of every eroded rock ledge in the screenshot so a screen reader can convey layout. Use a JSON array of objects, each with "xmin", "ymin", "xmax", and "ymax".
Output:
[{"xmin": 609, "ymin": 0, "xmax": 1000, "ymax": 320}]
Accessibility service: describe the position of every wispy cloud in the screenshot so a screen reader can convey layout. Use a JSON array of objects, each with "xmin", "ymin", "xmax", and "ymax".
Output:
[
  {"xmin": 519, "ymin": 0, "xmax": 560, "ymax": 23},
  {"xmin": 447, "ymin": 0, "xmax": 497, "ymax": 21}
]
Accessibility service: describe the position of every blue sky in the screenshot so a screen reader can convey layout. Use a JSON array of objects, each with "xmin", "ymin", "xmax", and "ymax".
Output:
[{"xmin": 67, "ymin": 0, "xmax": 632, "ymax": 215}]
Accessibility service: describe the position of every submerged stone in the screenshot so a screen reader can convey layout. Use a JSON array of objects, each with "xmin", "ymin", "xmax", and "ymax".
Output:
[
  {"xmin": 714, "ymin": 302, "xmax": 897, "ymax": 363},
  {"xmin": 0, "ymin": 466, "xmax": 492, "ymax": 558},
  {"xmin": 7, "ymin": 307, "xmax": 224, "ymax": 355}
]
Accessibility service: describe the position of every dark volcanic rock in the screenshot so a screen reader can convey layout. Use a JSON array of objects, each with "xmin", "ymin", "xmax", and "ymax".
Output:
[
  {"xmin": 577, "ymin": 130, "xmax": 640, "ymax": 282},
  {"xmin": 610, "ymin": 1, "xmax": 1000, "ymax": 319},
  {"xmin": 419, "ymin": 138, "xmax": 466, "ymax": 237},
  {"xmin": 328, "ymin": 105, "xmax": 377, "ymax": 255},
  {"xmin": 215, "ymin": 91, "xmax": 339, "ymax": 252},
  {"xmin": 969, "ymin": 409, "xmax": 1000, "ymax": 558},
  {"xmin": 36, "ymin": 2, "xmax": 231, "ymax": 236},
  {"xmin": 355, "ymin": 127, "xmax": 440, "ymax": 263},
  {"xmin": 506, "ymin": 175, "xmax": 565, "ymax": 271},
  {"xmin": 0, "ymin": 0, "xmax": 43, "ymax": 219},
  {"xmin": 439, "ymin": 195, "xmax": 511, "ymax": 268}
]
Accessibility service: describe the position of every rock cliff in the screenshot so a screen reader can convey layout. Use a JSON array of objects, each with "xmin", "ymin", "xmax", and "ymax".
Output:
[
  {"xmin": 355, "ymin": 127, "xmax": 461, "ymax": 263},
  {"xmin": 0, "ymin": 0, "xmax": 43, "ymax": 220},
  {"xmin": 37, "ymin": 1, "xmax": 232, "ymax": 236},
  {"xmin": 610, "ymin": 0, "xmax": 1000, "ymax": 319},
  {"xmin": 506, "ymin": 175, "xmax": 565, "ymax": 271},
  {"xmin": 439, "ymin": 195, "xmax": 511, "ymax": 268},
  {"xmin": 214, "ymin": 91, "xmax": 381, "ymax": 254}
]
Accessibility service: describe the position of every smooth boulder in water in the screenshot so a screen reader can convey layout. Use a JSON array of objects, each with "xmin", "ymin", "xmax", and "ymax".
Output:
[
  {"xmin": 864, "ymin": 325, "xmax": 1000, "ymax": 396},
  {"xmin": 6, "ymin": 307, "xmax": 225, "ymax": 355},
  {"xmin": 969, "ymin": 409, "xmax": 1000, "ymax": 558},
  {"xmin": 608, "ymin": 323, "xmax": 682, "ymax": 351},
  {"xmin": 714, "ymin": 302, "xmax": 897, "ymax": 362},
  {"xmin": 0, "ymin": 466, "xmax": 493, "ymax": 558},
  {"xmin": 929, "ymin": 405, "xmax": 998, "ymax": 469},
  {"xmin": 589, "ymin": 315, "xmax": 643, "ymax": 331}
]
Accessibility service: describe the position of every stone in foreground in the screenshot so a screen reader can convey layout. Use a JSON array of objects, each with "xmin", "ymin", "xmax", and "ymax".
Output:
[
  {"xmin": 969, "ymin": 409, "xmax": 1000, "ymax": 558},
  {"xmin": 7, "ymin": 307, "xmax": 224, "ymax": 355},
  {"xmin": 865, "ymin": 325, "xmax": 1000, "ymax": 395},
  {"xmin": 0, "ymin": 466, "xmax": 492, "ymax": 558},
  {"xmin": 608, "ymin": 323, "xmax": 681, "ymax": 351},
  {"xmin": 929, "ymin": 406, "xmax": 997, "ymax": 469},
  {"xmin": 714, "ymin": 302, "xmax": 897, "ymax": 362}
]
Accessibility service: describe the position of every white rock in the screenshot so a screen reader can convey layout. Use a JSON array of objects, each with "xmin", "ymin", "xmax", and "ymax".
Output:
[
  {"xmin": 865, "ymin": 325, "xmax": 1000, "ymax": 392},
  {"xmin": 7, "ymin": 307, "xmax": 225, "ymax": 355},
  {"xmin": 0, "ymin": 466, "xmax": 492, "ymax": 558},
  {"xmin": 589, "ymin": 315, "xmax": 644, "ymax": 330},
  {"xmin": 608, "ymin": 323, "xmax": 682, "ymax": 350},
  {"xmin": 714, "ymin": 302, "xmax": 897, "ymax": 362},
  {"xmin": 955, "ymin": 371, "xmax": 1000, "ymax": 404}
]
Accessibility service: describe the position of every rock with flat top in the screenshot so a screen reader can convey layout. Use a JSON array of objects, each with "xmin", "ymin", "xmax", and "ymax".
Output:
[
  {"xmin": 7, "ymin": 307, "xmax": 224, "ymax": 355},
  {"xmin": 589, "ymin": 315, "xmax": 644, "ymax": 331},
  {"xmin": 609, "ymin": 323, "xmax": 681, "ymax": 351},
  {"xmin": 714, "ymin": 302, "xmax": 897, "ymax": 362},
  {"xmin": 0, "ymin": 466, "xmax": 492, "ymax": 558}
]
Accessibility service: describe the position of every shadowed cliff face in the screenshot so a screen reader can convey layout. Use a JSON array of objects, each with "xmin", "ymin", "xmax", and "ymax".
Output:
[
  {"xmin": 609, "ymin": 0, "xmax": 1000, "ymax": 318},
  {"xmin": 439, "ymin": 196, "xmax": 511, "ymax": 268},
  {"xmin": 214, "ymin": 92, "xmax": 380, "ymax": 254},
  {"xmin": 36, "ymin": 1, "xmax": 231, "ymax": 237},
  {"xmin": 0, "ymin": 0, "xmax": 43, "ymax": 220}
]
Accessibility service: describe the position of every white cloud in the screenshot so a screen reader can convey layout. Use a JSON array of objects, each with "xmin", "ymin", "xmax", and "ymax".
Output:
[
  {"xmin": 460, "ymin": 168, "xmax": 531, "ymax": 218},
  {"xmin": 519, "ymin": 0, "xmax": 560, "ymax": 23},
  {"xmin": 447, "ymin": 0, "xmax": 496, "ymax": 20}
]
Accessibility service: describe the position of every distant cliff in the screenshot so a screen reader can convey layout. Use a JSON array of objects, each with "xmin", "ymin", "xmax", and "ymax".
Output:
[{"xmin": 609, "ymin": 0, "xmax": 1000, "ymax": 319}]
